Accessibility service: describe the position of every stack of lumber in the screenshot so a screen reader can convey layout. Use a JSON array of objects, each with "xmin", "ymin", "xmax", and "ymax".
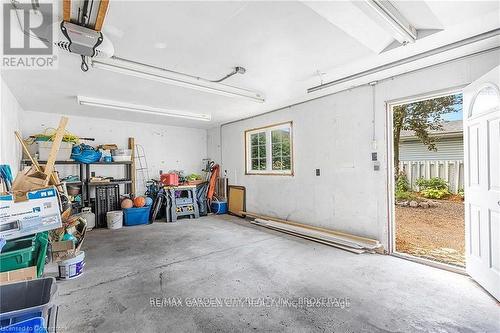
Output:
[{"xmin": 242, "ymin": 211, "xmax": 383, "ymax": 254}]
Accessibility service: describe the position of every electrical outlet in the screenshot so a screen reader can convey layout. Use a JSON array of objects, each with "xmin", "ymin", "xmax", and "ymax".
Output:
[
  {"xmin": 316, "ymin": 169, "xmax": 320, "ymax": 176},
  {"xmin": 371, "ymin": 152, "xmax": 378, "ymax": 161}
]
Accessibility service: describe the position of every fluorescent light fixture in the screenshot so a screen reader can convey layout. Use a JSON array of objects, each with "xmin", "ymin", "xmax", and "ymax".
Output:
[
  {"xmin": 364, "ymin": 0, "xmax": 417, "ymax": 45},
  {"xmin": 77, "ymin": 96, "xmax": 211, "ymax": 121},
  {"xmin": 91, "ymin": 57, "xmax": 265, "ymax": 103}
]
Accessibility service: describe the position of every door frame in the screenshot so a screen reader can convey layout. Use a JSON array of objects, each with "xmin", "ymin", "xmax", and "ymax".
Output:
[{"xmin": 385, "ymin": 85, "xmax": 467, "ymax": 273}]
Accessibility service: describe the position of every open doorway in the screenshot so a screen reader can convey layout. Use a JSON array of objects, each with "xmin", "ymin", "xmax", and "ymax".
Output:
[{"xmin": 390, "ymin": 91, "xmax": 465, "ymax": 269}]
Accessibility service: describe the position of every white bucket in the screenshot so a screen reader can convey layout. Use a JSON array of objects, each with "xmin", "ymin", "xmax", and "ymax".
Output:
[
  {"xmin": 58, "ymin": 251, "xmax": 85, "ymax": 280},
  {"xmin": 106, "ymin": 210, "xmax": 123, "ymax": 229}
]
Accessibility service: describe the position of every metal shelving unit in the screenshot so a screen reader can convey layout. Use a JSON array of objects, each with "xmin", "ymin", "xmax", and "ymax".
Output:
[{"xmin": 21, "ymin": 159, "xmax": 133, "ymax": 206}]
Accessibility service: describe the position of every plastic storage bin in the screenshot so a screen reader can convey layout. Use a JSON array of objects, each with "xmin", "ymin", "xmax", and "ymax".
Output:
[
  {"xmin": 0, "ymin": 232, "xmax": 48, "ymax": 277},
  {"xmin": 0, "ymin": 317, "xmax": 47, "ymax": 333},
  {"xmin": 36, "ymin": 141, "xmax": 73, "ymax": 161},
  {"xmin": 33, "ymin": 232, "xmax": 49, "ymax": 278},
  {"xmin": 0, "ymin": 237, "xmax": 36, "ymax": 273},
  {"xmin": 0, "ymin": 235, "xmax": 35, "ymax": 253},
  {"xmin": 123, "ymin": 206, "xmax": 151, "ymax": 226},
  {"xmin": 111, "ymin": 149, "xmax": 132, "ymax": 156},
  {"xmin": 0, "ymin": 277, "xmax": 57, "ymax": 328}
]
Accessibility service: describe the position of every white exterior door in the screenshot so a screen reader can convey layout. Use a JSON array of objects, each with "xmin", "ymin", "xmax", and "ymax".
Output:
[{"xmin": 464, "ymin": 66, "xmax": 500, "ymax": 301}]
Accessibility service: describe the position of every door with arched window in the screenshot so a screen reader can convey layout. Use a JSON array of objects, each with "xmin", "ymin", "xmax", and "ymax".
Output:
[{"xmin": 464, "ymin": 66, "xmax": 500, "ymax": 301}]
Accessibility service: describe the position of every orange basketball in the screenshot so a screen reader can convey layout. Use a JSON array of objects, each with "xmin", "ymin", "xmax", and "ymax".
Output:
[
  {"xmin": 121, "ymin": 198, "xmax": 133, "ymax": 209},
  {"xmin": 133, "ymin": 196, "xmax": 146, "ymax": 208}
]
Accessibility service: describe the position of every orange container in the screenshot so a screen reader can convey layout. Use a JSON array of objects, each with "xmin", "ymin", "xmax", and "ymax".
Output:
[{"xmin": 161, "ymin": 173, "xmax": 179, "ymax": 186}]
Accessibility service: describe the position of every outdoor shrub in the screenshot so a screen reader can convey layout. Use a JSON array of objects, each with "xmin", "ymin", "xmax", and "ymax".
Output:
[
  {"xmin": 416, "ymin": 177, "xmax": 448, "ymax": 190},
  {"xmin": 395, "ymin": 190, "xmax": 416, "ymax": 201},
  {"xmin": 458, "ymin": 188, "xmax": 465, "ymax": 199},
  {"xmin": 421, "ymin": 188, "xmax": 450, "ymax": 199},
  {"xmin": 396, "ymin": 172, "xmax": 410, "ymax": 192}
]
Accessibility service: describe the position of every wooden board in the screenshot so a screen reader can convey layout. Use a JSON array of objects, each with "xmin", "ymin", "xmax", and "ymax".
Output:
[
  {"xmin": 42, "ymin": 117, "xmax": 68, "ymax": 185},
  {"xmin": 94, "ymin": 0, "xmax": 109, "ymax": 31},
  {"xmin": 228, "ymin": 185, "xmax": 246, "ymax": 217},
  {"xmin": 250, "ymin": 220, "xmax": 365, "ymax": 254},
  {"xmin": 128, "ymin": 137, "xmax": 136, "ymax": 196},
  {"xmin": 63, "ymin": 0, "xmax": 71, "ymax": 22},
  {"xmin": 15, "ymin": 131, "xmax": 42, "ymax": 173},
  {"xmin": 242, "ymin": 211, "xmax": 380, "ymax": 246},
  {"xmin": 254, "ymin": 218, "xmax": 374, "ymax": 250}
]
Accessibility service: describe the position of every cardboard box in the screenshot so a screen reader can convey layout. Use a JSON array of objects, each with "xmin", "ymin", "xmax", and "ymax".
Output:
[
  {"xmin": 11, "ymin": 167, "xmax": 48, "ymax": 198},
  {"xmin": 0, "ymin": 266, "xmax": 37, "ymax": 285},
  {"xmin": 51, "ymin": 218, "xmax": 87, "ymax": 262},
  {"xmin": 0, "ymin": 186, "xmax": 62, "ymax": 240},
  {"xmin": 51, "ymin": 240, "xmax": 76, "ymax": 262}
]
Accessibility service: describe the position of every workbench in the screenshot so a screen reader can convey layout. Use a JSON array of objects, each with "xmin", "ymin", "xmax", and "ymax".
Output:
[{"xmin": 164, "ymin": 185, "xmax": 200, "ymax": 222}]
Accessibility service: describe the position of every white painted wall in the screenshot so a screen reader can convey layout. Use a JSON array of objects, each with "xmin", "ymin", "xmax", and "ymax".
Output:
[
  {"xmin": 0, "ymin": 78, "xmax": 22, "ymax": 177},
  {"xmin": 207, "ymin": 127, "xmax": 221, "ymax": 162},
  {"xmin": 20, "ymin": 111, "xmax": 207, "ymax": 195},
  {"xmin": 213, "ymin": 50, "xmax": 500, "ymax": 249}
]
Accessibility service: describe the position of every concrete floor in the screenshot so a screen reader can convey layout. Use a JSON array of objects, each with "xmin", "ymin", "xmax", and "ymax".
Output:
[{"xmin": 52, "ymin": 215, "xmax": 499, "ymax": 332}]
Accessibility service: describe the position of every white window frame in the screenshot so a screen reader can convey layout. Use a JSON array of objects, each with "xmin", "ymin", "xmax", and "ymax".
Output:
[{"xmin": 245, "ymin": 121, "xmax": 293, "ymax": 176}]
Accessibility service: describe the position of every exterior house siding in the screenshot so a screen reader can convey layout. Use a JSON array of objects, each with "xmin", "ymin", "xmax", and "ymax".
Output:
[{"xmin": 400, "ymin": 137, "xmax": 463, "ymax": 161}]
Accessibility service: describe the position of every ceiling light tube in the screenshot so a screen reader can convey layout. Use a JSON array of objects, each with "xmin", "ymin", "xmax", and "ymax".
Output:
[
  {"xmin": 77, "ymin": 96, "xmax": 211, "ymax": 121},
  {"xmin": 364, "ymin": 0, "xmax": 417, "ymax": 44},
  {"xmin": 91, "ymin": 57, "xmax": 265, "ymax": 103}
]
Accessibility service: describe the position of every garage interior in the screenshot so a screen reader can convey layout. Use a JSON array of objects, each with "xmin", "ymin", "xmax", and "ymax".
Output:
[{"xmin": 0, "ymin": 1, "xmax": 499, "ymax": 332}]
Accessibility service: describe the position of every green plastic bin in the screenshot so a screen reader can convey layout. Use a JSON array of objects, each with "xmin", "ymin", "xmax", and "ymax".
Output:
[
  {"xmin": 0, "ymin": 232, "xmax": 49, "ymax": 277},
  {"xmin": 34, "ymin": 232, "xmax": 49, "ymax": 278},
  {"xmin": 0, "ymin": 235, "xmax": 35, "ymax": 254},
  {"xmin": 0, "ymin": 241, "xmax": 35, "ymax": 273}
]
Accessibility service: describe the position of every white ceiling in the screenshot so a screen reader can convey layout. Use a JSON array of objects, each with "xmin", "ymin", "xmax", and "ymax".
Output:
[{"xmin": 1, "ymin": 0, "xmax": 499, "ymax": 129}]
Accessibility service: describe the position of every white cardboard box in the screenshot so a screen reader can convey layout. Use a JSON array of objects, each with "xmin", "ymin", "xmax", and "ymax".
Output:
[{"xmin": 0, "ymin": 186, "xmax": 62, "ymax": 240}]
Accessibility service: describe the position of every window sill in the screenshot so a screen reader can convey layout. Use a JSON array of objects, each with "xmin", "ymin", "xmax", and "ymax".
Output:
[{"xmin": 245, "ymin": 172, "xmax": 294, "ymax": 176}]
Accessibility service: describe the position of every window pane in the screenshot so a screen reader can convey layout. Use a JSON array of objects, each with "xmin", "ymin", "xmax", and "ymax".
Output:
[
  {"xmin": 251, "ymin": 133, "xmax": 258, "ymax": 146},
  {"xmin": 258, "ymin": 132, "xmax": 266, "ymax": 144},
  {"xmin": 271, "ymin": 130, "xmax": 282, "ymax": 144},
  {"xmin": 282, "ymin": 129, "xmax": 290, "ymax": 144},
  {"xmin": 251, "ymin": 159, "xmax": 259, "ymax": 170},
  {"xmin": 251, "ymin": 146, "xmax": 258, "ymax": 158},
  {"xmin": 272, "ymin": 143, "xmax": 281, "ymax": 157},
  {"xmin": 259, "ymin": 159, "xmax": 266, "ymax": 170},
  {"xmin": 258, "ymin": 145, "xmax": 266, "ymax": 158},
  {"xmin": 272, "ymin": 157, "xmax": 283, "ymax": 170},
  {"xmin": 282, "ymin": 157, "xmax": 291, "ymax": 170},
  {"xmin": 281, "ymin": 141, "xmax": 290, "ymax": 157}
]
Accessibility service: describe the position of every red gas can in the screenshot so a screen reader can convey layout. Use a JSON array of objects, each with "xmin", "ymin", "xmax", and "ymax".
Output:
[{"xmin": 161, "ymin": 173, "xmax": 179, "ymax": 186}]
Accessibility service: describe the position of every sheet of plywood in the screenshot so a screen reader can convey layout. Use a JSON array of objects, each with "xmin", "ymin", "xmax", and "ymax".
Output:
[{"xmin": 228, "ymin": 186, "xmax": 245, "ymax": 217}]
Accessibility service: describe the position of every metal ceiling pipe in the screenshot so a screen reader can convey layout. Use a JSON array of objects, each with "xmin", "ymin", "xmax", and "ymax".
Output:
[{"xmin": 308, "ymin": 28, "xmax": 500, "ymax": 93}]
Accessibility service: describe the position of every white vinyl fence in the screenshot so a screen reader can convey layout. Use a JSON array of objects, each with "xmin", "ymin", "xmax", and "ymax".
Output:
[{"xmin": 399, "ymin": 160, "xmax": 464, "ymax": 193}]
